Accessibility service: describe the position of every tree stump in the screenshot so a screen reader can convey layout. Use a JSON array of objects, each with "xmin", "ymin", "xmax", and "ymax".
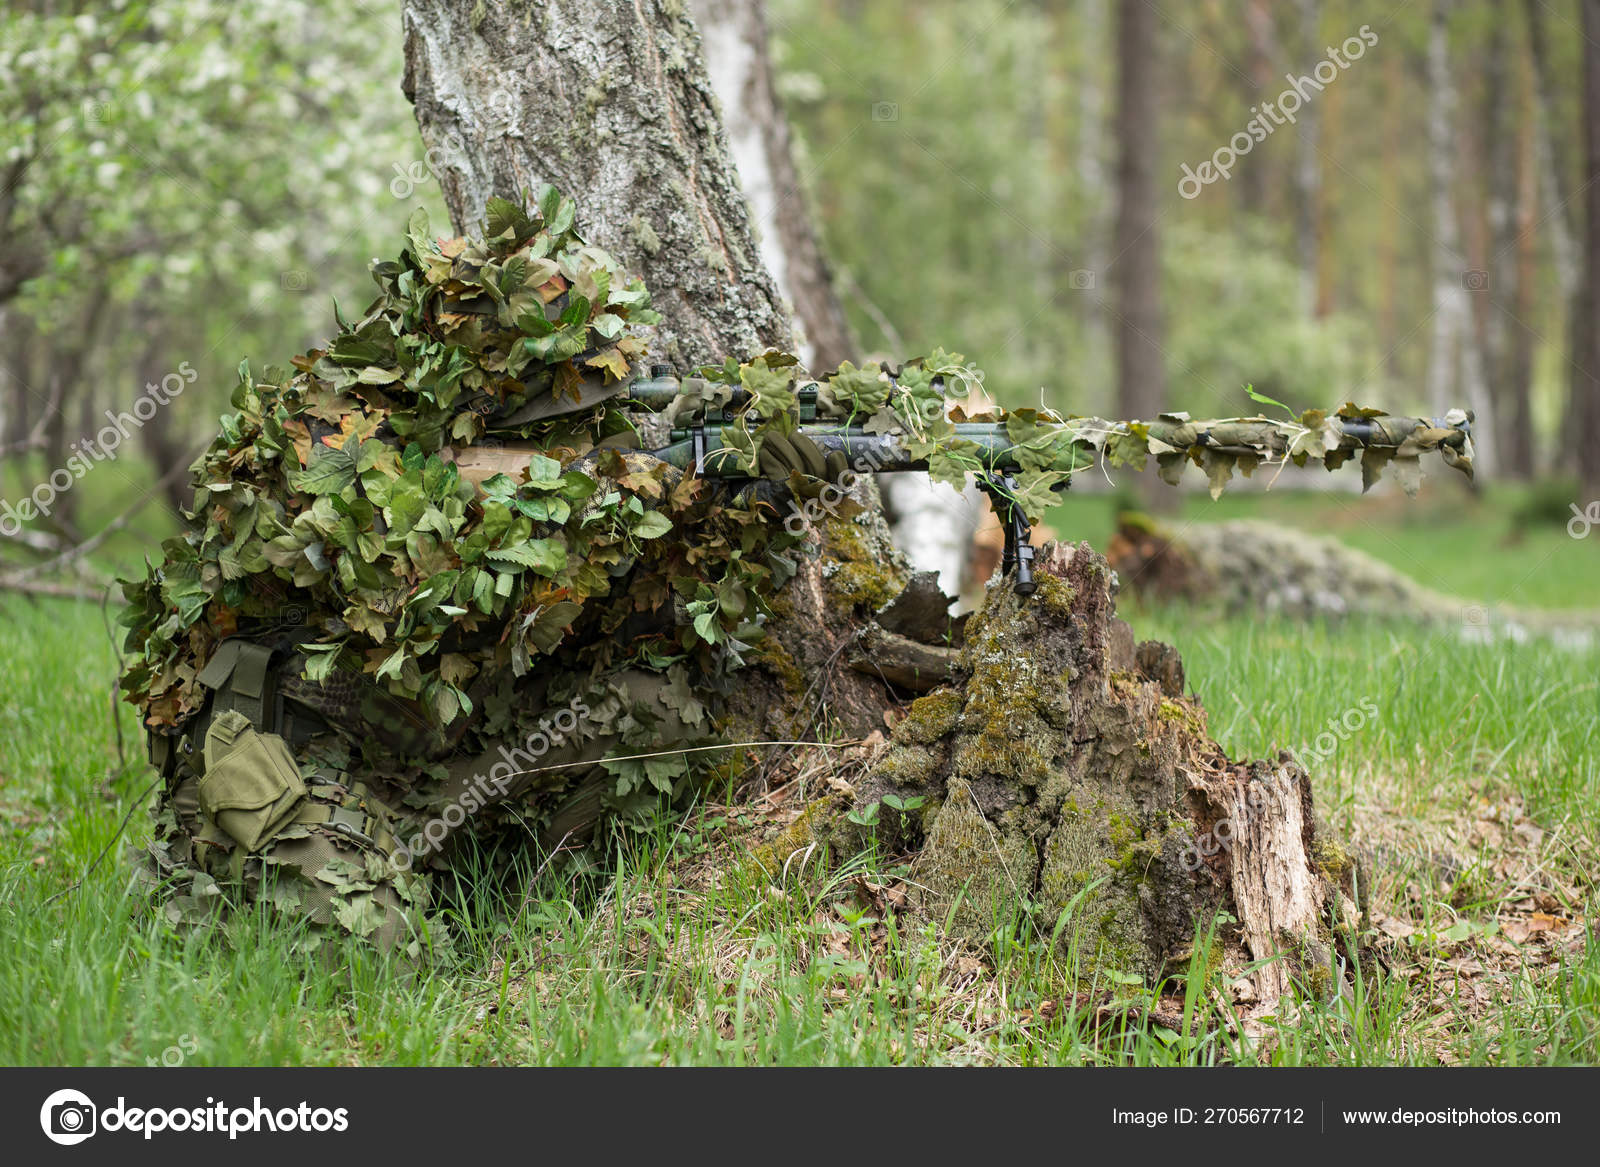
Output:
[{"xmin": 794, "ymin": 541, "xmax": 1367, "ymax": 1008}]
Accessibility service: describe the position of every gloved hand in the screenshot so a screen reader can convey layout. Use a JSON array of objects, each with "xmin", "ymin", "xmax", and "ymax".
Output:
[{"xmin": 756, "ymin": 431, "xmax": 849, "ymax": 499}]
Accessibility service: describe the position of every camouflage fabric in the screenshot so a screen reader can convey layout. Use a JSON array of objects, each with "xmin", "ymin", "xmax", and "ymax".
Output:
[
  {"xmin": 138, "ymin": 633, "xmax": 723, "ymax": 959},
  {"xmin": 117, "ymin": 190, "xmax": 775, "ymax": 952}
]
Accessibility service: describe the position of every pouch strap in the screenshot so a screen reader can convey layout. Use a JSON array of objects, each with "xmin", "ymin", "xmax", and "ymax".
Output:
[
  {"xmin": 292, "ymin": 798, "xmax": 395, "ymax": 854},
  {"xmin": 195, "ymin": 639, "xmax": 276, "ymax": 731}
]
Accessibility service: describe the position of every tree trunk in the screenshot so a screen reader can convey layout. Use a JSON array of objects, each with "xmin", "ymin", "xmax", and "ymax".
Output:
[
  {"xmin": 689, "ymin": 0, "xmax": 970, "ymax": 613},
  {"xmin": 1111, "ymin": 0, "xmax": 1170, "ymax": 509},
  {"xmin": 1501, "ymin": 35, "xmax": 1539, "ymax": 478},
  {"xmin": 1378, "ymin": 51, "xmax": 1403, "ymax": 384},
  {"xmin": 35, "ymin": 289, "xmax": 110, "ymax": 538},
  {"xmin": 1238, "ymin": 0, "xmax": 1280, "ymax": 217},
  {"xmin": 1425, "ymin": 0, "xmax": 1495, "ymax": 475},
  {"xmin": 1, "ymin": 310, "xmax": 36, "ymax": 455},
  {"xmin": 132, "ymin": 283, "xmax": 194, "ymax": 516},
  {"xmin": 1471, "ymin": 16, "xmax": 1519, "ymax": 472},
  {"xmin": 400, "ymin": 0, "xmax": 790, "ymax": 369},
  {"xmin": 1292, "ymin": 0, "xmax": 1322, "ymax": 317},
  {"xmin": 1074, "ymin": 0, "xmax": 1113, "ymax": 405},
  {"xmin": 1525, "ymin": 0, "xmax": 1585, "ymax": 473},
  {"xmin": 1579, "ymin": 0, "xmax": 1600, "ymax": 502},
  {"xmin": 399, "ymin": 0, "xmax": 904, "ymax": 740},
  {"xmin": 687, "ymin": 0, "xmax": 855, "ymax": 371},
  {"xmin": 1313, "ymin": 54, "xmax": 1341, "ymax": 320},
  {"xmin": 775, "ymin": 541, "xmax": 1366, "ymax": 1009}
]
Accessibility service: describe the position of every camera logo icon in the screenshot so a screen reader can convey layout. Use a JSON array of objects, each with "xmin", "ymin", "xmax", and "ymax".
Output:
[{"xmin": 40, "ymin": 1088, "xmax": 97, "ymax": 1146}]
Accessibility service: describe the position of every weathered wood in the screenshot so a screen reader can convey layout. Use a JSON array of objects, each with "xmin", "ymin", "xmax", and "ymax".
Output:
[
  {"xmin": 847, "ymin": 624, "xmax": 958, "ymax": 692},
  {"xmin": 782, "ymin": 540, "xmax": 1365, "ymax": 1009}
]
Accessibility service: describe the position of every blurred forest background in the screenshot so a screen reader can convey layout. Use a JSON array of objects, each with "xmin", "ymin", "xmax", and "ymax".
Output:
[
  {"xmin": 3, "ymin": 1, "xmax": 1600, "ymax": 1070},
  {"xmin": 3, "ymin": 0, "xmax": 1599, "ymax": 571}
]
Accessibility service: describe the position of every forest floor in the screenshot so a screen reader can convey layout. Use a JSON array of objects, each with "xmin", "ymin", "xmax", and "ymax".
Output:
[{"xmin": 1, "ymin": 479, "xmax": 1596, "ymax": 1065}]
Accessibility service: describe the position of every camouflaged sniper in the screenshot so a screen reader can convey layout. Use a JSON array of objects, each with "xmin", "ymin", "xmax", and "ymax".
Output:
[{"xmin": 117, "ymin": 188, "xmax": 1475, "ymax": 958}]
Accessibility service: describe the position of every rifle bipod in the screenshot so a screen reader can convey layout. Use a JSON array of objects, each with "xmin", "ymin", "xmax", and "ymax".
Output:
[{"xmin": 977, "ymin": 472, "xmax": 1043, "ymax": 597}]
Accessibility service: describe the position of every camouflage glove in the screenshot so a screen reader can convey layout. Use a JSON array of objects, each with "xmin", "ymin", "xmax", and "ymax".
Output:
[{"xmin": 756, "ymin": 431, "xmax": 849, "ymax": 499}]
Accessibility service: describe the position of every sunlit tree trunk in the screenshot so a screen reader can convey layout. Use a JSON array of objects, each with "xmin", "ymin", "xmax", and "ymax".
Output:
[{"xmin": 688, "ymin": 0, "xmax": 855, "ymax": 370}]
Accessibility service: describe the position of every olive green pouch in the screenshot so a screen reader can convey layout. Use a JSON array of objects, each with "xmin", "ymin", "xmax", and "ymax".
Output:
[{"xmin": 198, "ymin": 711, "xmax": 307, "ymax": 853}]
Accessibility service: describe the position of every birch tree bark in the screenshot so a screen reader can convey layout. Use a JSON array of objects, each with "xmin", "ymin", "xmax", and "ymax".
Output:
[
  {"xmin": 400, "ymin": 0, "xmax": 790, "ymax": 369},
  {"xmin": 687, "ymin": 0, "xmax": 855, "ymax": 370},
  {"xmin": 691, "ymin": 0, "xmax": 983, "ymax": 609}
]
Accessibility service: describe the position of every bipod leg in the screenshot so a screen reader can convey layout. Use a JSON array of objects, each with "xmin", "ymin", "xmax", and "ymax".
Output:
[{"xmin": 978, "ymin": 472, "xmax": 1035, "ymax": 596}]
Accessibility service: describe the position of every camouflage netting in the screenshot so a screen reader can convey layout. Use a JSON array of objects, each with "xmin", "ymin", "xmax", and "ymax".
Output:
[
  {"xmin": 118, "ymin": 186, "xmax": 1474, "ymax": 752},
  {"xmin": 1108, "ymin": 514, "xmax": 1600, "ymax": 649}
]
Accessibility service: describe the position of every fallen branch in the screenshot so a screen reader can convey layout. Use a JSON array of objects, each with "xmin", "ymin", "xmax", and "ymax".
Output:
[
  {"xmin": 847, "ymin": 622, "xmax": 958, "ymax": 692},
  {"xmin": 0, "ymin": 527, "xmax": 65, "ymax": 554},
  {"xmin": 0, "ymin": 577, "xmax": 109, "ymax": 602},
  {"xmin": 1, "ymin": 457, "xmax": 192, "ymax": 585}
]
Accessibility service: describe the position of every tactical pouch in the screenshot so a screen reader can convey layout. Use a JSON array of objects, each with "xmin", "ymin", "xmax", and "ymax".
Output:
[{"xmin": 198, "ymin": 711, "xmax": 307, "ymax": 853}]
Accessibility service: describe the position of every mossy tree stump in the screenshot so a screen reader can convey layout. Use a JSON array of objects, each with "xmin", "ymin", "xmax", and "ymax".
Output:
[{"xmin": 793, "ymin": 541, "xmax": 1366, "ymax": 1007}]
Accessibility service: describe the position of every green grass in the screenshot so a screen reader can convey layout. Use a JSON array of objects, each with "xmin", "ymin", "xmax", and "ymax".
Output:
[{"xmin": 1, "ymin": 480, "xmax": 1596, "ymax": 1066}]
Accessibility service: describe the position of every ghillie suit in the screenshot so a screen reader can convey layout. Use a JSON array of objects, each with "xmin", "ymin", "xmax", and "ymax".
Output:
[
  {"xmin": 118, "ymin": 192, "xmax": 785, "ymax": 957},
  {"xmin": 119, "ymin": 191, "xmax": 1478, "ymax": 961}
]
